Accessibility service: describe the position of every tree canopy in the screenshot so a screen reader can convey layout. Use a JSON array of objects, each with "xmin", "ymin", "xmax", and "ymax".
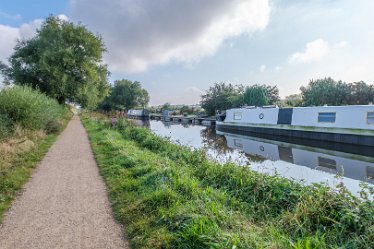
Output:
[
  {"xmin": 300, "ymin": 77, "xmax": 374, "ymax": 106},
  {"xmin": 200, "ymin": 82, "xmax": 242, "ymax": 116},
  {"xmin": 200, "ymin": 83, "xmax": 279, "ymax": 115},
  {"xmin": 99, "ymin": 79, "xmax": 149, "ymax": 111},
  {"xmin": 243, "ymin": 85, "xmax": 269, "ymax": 106},
  {"xmin": 0, "ymin": 16, "xmax": 110, "ymax": 109}
]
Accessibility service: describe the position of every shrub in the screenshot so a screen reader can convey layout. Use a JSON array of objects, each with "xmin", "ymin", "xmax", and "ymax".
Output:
[
  {"xmin": 0, "ymin": 113, "xmax": 14, "ymax": 141},
  {"xmin": 0, "ymin": 86, "xmax": 66, "ymax": 131}
]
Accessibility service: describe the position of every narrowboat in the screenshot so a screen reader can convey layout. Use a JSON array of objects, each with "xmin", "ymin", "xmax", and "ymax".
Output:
[
  {"xmin": 216, "ymin": 105, "xmax": 374, "ymax": 146},
  {"xmin": 127, "ymin": 109, "xmax": 150, "ymax": 119}
]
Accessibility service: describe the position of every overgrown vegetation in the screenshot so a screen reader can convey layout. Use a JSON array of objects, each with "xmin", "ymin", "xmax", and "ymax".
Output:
[
  {"xmin": 0, "ymin": 86, "xmax": 70, "ymax": 220},
  {"xmin": 82, "ymin": 114, "xmax": 374, "ymax": 249},
  {"xmin": 0, "ymin": 86, "xmax": 67, "ymax": 136},
  {"xmin": 0, "ymin": 16, "xmax": 110, "ymax": 109}
]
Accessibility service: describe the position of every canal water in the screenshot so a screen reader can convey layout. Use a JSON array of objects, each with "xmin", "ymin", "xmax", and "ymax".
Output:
[{"xmin": 135, "ymin": 119, "xmax": 374, "ymax": 197}]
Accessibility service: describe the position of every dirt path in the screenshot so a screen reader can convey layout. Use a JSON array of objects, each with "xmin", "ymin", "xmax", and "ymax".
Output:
[{"xmin": 0, "ymin": 116, "xmax": 129, "ymax": 249}]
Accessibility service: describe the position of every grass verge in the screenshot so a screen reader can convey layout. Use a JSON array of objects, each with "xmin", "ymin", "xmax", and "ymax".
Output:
[
  {"xmin": 0, "ymin": 113, "xmax": 71, "ymax": 221},
  {"xmin": 82, "ymin": 114, "xmax": 374, "ymax": 249}
]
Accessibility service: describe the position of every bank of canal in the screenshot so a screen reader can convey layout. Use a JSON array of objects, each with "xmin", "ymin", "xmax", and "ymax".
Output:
[{"xmin": 136, "ymin": 119, "xmax": 374, "ymax": 197}]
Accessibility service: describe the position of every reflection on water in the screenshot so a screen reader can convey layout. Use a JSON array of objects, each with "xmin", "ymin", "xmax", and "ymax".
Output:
[{"xmin": 136, "ymin": 120, "xmax": 374, "ymax": 197}]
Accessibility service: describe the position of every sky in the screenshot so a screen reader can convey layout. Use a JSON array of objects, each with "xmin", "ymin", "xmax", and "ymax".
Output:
[{"xmin": 1, "ymin": 0, "xmax": 374, "ymax": 105}]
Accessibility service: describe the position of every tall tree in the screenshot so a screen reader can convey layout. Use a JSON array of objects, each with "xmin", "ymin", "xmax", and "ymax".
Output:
[
  {"xmin": 243, "ymin": 85, "xmax": 269, "ymax": 106},
  {"xmin": 200, "ymin": 82, "xmax": 241, "ymax": 116},
  {"xmin": 0, "ymin": 16, "xmax": 110, "ymax": 108},
  {"xmin": 300, "ymin": 77, "xmax": 359, "ymax": 106},
  {"xmin": 108, "ymin": 79, "xmax": 149, "ymax": 110}
]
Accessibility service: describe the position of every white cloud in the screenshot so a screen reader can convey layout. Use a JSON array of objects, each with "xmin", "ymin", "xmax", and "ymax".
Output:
[
  {"xmin": 70, "ymin": 0, "xmax": 271, "ymax": 73},
  {"xmin": 0, "ymin": 24, "xmax": 20, "ymax": 62},
  {"xmin": 289, "ymin": 39, "xmax": 329, "ymax": 63},
  {"xmin": 0, "ymin": 15, "xmax": 68, "ymax": 64},
  {"xmin": 259, "ymin": 64, "xmax": 266, "ymax": 72},
  {"xmin": 334, "ymin": 40, "xmax": 348, "ymax": 49},
  {"xmin": 275, "ymin": 66, "xmax": 281, "ymax": 72}
]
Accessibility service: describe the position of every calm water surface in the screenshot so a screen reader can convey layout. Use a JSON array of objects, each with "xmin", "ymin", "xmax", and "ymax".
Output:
[{"xmin": 135, "ymin": 120, "xmax": 374, "ymax": 197}]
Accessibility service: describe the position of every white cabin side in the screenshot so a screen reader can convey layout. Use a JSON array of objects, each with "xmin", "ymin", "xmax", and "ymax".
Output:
[
  {"xmin": 225, "ymin": 107, "xmax": 279, "ymax": 125},
  {"xmin": 291, "ymin": 105, "xmax": 374, "ymax": 130}
]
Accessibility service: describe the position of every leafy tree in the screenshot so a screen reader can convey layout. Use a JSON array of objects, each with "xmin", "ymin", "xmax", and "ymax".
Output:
[
  {"xmin": 201, "ymin": 82, "xmax": 242, "ymax": 116},
  {"xmin": 243, "ymin": 85, "xmax": 269, "ymax": 106},
  {"xmin": 284, "ymin": 94, "xmax": 303, "ymax": 107},
  {"xmin": 348, "ymin": 81, "xmax": 374, "ymax": 105},
  {"xmin": 107, "ymin": 79, "xmax": 149, "ymax": 110},
  {"xmin": 162, "ymin": 102, "xmax": 172, "ymax": 111},
  {"xmin": 138, "ymin": 89, "xmax": 150, "ymax": 109},
  {"xmin": 300, "ymin": 78, "xmax": 352, "ymax": 106},
  {"xmin": 0, "ymin": 16, "xmax": 110, "ymax": 108}
]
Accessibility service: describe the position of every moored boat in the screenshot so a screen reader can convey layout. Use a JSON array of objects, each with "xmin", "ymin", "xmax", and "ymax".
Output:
[
  {"xmin": 127, "ymin": 109, "xmax": 150, "ymax": 119},
  {"xmin": 216, "ymin": 105, "xmax": 374, "ymax": 146}
]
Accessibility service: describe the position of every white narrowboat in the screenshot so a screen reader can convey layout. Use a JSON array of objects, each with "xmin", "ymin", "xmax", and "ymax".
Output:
[
  {"xmin": 216, "ymin": 105, "xmax": 374, "ymax": 146},
  {"xmin": 127, "ymin": 109, "xmax": 150, "ymax": 119}
]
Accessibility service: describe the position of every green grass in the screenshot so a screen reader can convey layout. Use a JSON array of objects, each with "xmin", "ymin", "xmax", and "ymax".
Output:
[
  {"xmin": 0, "ymin": 85, "xmax": 71, "ymax": 220},
  {"xmin": 82, "ymin": 115, "xmax": 374, "ymax": 249},
  {"xmin": 0, "ymin": 86, "xmax": 67, "ymax": 134},
  {"xmin": 0, "ymin": 134, "xmax": 59, "ymax": 219}
]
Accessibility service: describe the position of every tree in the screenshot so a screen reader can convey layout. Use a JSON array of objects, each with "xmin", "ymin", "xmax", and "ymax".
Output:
[
  {"xmin": 300, "ymin": 77, "xmax": 354, "ymax": 106},
  {"xmin": 200, "ymin": 82, "xmax": 242, "ymax": 116},
  {"xmin": 162, "ymin": 102, "xmax": 172, "ymax": 112},
  {"xmin": 0, "ymin": 16, "xmax": 110, "ymax": 108},
  {"xmin": 138, "ymin": 89, "xmax": 150, "ymax": 109},
  {"xmin": 108, "ymin": 79, "xmax": 149, "ymax": 110},
  {"xmin": 284, "ymin": 94, "xmax": 302, "ymax": 107},
  {"xmin": 243, "ymin": 85, "xmax": 269, "ymax": 106},
  {"xmin": 349, "ymin": 81, "xmax": 374, "ymax": 105}
]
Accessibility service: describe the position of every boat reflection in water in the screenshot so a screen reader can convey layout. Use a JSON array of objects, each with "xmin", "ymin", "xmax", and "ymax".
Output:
[
  {"xmin": 136, "ymin": 120, "xmax": 374, "ymax": 197},
  {"xmin": 217, "ymin": 131, "xmax": 374, "ymax": 184}
]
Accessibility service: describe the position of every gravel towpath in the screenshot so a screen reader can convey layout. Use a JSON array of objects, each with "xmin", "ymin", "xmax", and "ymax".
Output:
[{"xmin": 0, "ymin": 116, "xmax": 129, "ymax": 249}]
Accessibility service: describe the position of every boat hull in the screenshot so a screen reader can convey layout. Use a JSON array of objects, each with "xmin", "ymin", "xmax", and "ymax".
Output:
[{"xmin": 216, "ymin": 122, "xmax": 374, "ymax": 146}]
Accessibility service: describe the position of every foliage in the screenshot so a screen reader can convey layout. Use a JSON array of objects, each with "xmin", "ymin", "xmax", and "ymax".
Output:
[
  {"xmin": 300, "ymin": 77, "xmax": 374, "ymax": 106},
  {"xmin": 201, "ymin": 83, "xmax": 279, "ymax": 115},
  {"xmin": 0, "ymin": 113, "xmax": 14, "ymax": 141},
  {"xmin": 99, "ymin": 79, "xmax": 149, "ymax": 111},
  {"xmin": 0, "ymin": 86, "xmax": 67, "ymax": 131},
  {"xmin": 162, "ymin": 102, "xmax": 172, "ymax": 112},
  {"xmin": 200, "ymin": 82, "xmax": 242, "ymax": 116},
  {"xmin": 285, "ymin": 94, "xmax": 303, "ymax": 107},
  {"xmin": 82, "ymin": 114, "xmax": 374, "ymax": 249},
  {"xmin": 0, "ymin": 16, "xmax": 110, "ymax": 109},
  {"xmin": 243, "ymin": 85, "xmax": 269, "ymax": 106}
]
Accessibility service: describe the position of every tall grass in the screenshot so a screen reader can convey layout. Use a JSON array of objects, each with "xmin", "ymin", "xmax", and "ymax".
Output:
[
  {"xmin": 0, "ymin": 86, "xmax": 67, "ymax": 134},
  {"xmin": 0, "ymin": 85, "xmax": 71, "ymax": 220},
  {"xmin": 82, "ymin": 115, "xmax": 374, "ymax": 249}
]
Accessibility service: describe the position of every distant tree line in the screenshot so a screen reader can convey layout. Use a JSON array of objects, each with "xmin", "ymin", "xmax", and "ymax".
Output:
[
  {"xmin": 200, "ymin": 83, "xmax": 280, "ymax": 116},
  {"xmin": 299, "ymin": 77, "xmax": 374, "ymax": 106},
  {"xmin": 200, "ymin": 78, "xmax": 374, "ymax": 116}
]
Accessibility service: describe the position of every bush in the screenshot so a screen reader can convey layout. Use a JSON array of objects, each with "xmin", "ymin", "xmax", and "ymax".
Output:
[
  {"xmin": 44, "ymin": 120, "xmax": 63, "ymax": 134},
  {"xmin": 0, "ymin": 86, "xmax": 66, "ymax": 131},
  {"xmin": 0, "ymin": 113, "xmax": 14, "ymax": 141}
]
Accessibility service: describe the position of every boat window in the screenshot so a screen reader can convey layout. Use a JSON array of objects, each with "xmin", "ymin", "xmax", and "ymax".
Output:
[
  {"xmin": 318, "ymin": 112, "xmax": 336, "ymax": 123},
  {"xmin": 318, "ymin": 157, "xmax": 336, "ymax": 170},
  {"xmin": 367, "ymin": 112, "xmax": 374, "ymax": 124},
  {"xmin": 233, "ymin": 112, "xmax": 242, "ymax": 120},
  {"xmin": 233, "ymin": 139, "xmax": 243, "ymax": 148}
]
